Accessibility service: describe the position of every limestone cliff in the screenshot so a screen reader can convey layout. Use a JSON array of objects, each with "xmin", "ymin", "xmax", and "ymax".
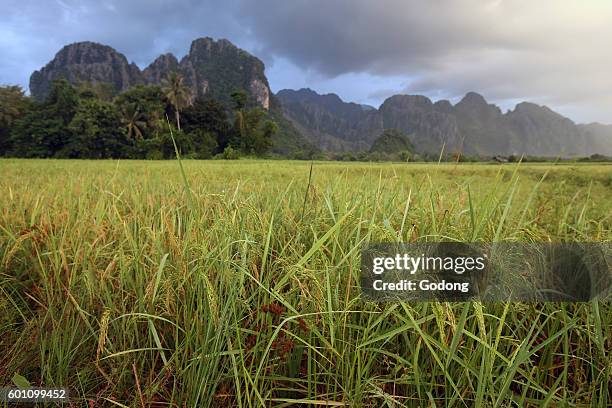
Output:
[
  {"xmin": 30, "ymin": 42, "xmax": 142, "ymax": 100},
  {"xmin": 30, "ymin": 38, "xmax": 271, "ymax": 110}
]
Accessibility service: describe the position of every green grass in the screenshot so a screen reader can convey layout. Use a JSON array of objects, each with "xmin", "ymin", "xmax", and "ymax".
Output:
[{"xmin": 0, "ymin": 159, "xmax": 610, "ymax": 407}]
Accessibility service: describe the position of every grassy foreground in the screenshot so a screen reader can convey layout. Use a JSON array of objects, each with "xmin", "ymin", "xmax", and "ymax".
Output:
[{"xmin": 0, "ymin": 159, "xmax": 610, "ymax": 407}]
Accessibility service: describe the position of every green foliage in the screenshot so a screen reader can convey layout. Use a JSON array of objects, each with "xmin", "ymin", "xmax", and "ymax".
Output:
[
  {"xmin": 242, "ymin": 117, "xmax": 277, "ymax": 156},
  {"xmin": 9, "ymin": 113, "xmax": 67, "ymax": 158},
  {"xmin": 266, "ymin": 106, "xmax": 321, "ymax": 157},
  {"xmin": 114, "ymin": 85, "xmax": 166, "ymax": 147},
  {"xmin": 335, "ymin": 151, "xmax": 358, "ymax": 161},
  {"xmin": 370, "ymin": 128, "xmax": 415, "ymax": 154},
  {"xmin": 182, "ymin": 97, "xmax": 229, "ymax": 152},
  {"xmin": 187, "ymin": 39, "xmax": 268, "ymax": 109},
  {"xmin": 115, "ymin": 85, "xmax": 165, "ymax": 117},
  {"xmin": 4, "ymin": 78, "xmax": 281, "ymax": 159},
  {"xmin": 366, "ymin": 151, "xmax": 383, "ymax": 161},
  {"xmin": 216, "ymin": 145, "xmax": 240, "ymax": 159},
  {"xmin": 45, "ymin": 79, "xmax": 80, "ymax": 124},
  {"xmin": 187, "ymin": 129, "xmax": 218, "ymax": 159},
  {"xmin": 0, "ymin": 85, "xmax": 31, "ymax": 155},
  {"xmin": 118, "ymin": 103, "xmax": 147, "ymax": 140},
  {"xmin": 64, "ymin": 98, "xmax": 130, "ymax": 158},
  {"xmin": 9, "ymin": 80, "xmax": 79, "ymax": 157},
  {"xmin": 398, "ymin": 150, "xmax": 412, "ymax": 162},
  {"xmin": 161, "ymin": 71, "xmax": 192, "ymax": 130},
  {"xmin": 230, "ymin": 90, "xmax": 248, "ymax": 110},
  {"xmin": 76, "ymin": 82, "xmax": 115, "ymax": 101},
  {"xmin": 289, "ymin": 149, "xmax": 325, "ymax": 160},
  {"xmin": 230, "ymin": 104, "xmax": 278, "ymax": 155},
  {"xmin": 133, "ymin": 119, "xmax": 192, "ymax": 159},
  {"xmin": 578, "ymin": 153, "xmax": 612, "ymax": 162},
  {"xmin": 115, "ymin": 85, "xmax": 165, "ymax": 130}
]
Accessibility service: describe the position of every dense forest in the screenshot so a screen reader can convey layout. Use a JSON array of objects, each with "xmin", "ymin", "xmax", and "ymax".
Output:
[
  {"xmin": 1, "ymin": 77, "xmax": 610, "ymax": 162},
  {"xmin": 0, "ymin": 74, "xmax": 279, "ymax": 160}
]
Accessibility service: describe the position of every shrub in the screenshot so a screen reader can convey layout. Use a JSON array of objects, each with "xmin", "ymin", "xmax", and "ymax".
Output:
[{"xmin": 217, "ymin": 145, "xmax": 240, "ymax": 160}]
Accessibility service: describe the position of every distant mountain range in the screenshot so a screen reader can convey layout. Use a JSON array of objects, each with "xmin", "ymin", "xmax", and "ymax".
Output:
[
  {"xmin": 277, "ymin": 88, "xmax": 612, "ymax": 156},
  {"xmin": 30, "ymin": 38, "xmax": 612, "ymax": 157}
]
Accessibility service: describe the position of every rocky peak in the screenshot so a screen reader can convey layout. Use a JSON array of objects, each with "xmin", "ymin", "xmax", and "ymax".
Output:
[
  {"xmin": 505, "ymin": 102, "xmax": 583, "ymax": 155},
  {"xmin": 458, "ymin": 91, "xmax": 487, "ymax": 106},
  {"xmin": 30, "ymin": 41, "xmax": 142, "ymax": 100},
  {"xmin": 379, "ymin": 94, "xmax": 462, "ymax": 153},
  {"xmin": 380, "ymin": 95, "xmax": 434, "ymax": 111},
  {"xmin": 276, "ymin": 87, "xmax": 383, "ymax": 151},
  {"xmin": 58, "ymin": 42, "xmax": 127, "ymax": 64},
  {"xmin": 188, "ymin": 37, "xmax": 239, "ymax": 60},
  {"xmin": 179, "ymin": 37, "xmax": 270, "ymax": 109},
  {"xmin": 276, "ymin": 88, "xmax": 320, "ymax": 103},
  {"xmin": 277, "ymin": 88, "xmax": 365, "ymax": 119},
  {"xmin": 277, "ymin": 88, "xmax": 344, "ymax": 105},
  {"xmin": 455, "ymin": 91, "xmax": 502, "ymax": 120},
  {"xmin": 142, "ymin": 53, "xmax": 179, "ymax": 84},
  {"xmin": 360, "ymin": 104, "xmax": 376, "ymax": 111},
  {"xmin": 512, "ymin": 102, "xmax": 559, "ymax": 117},
  {"xmin": 433, "ymin": 99, "xmax": 454, "ymax": 113},
  {"xmin": 189, "ymin": 37, "xmax": 215, "ymax": 55},
  {"xmin": 29, "ymin": 37, "xmax": 271, "ymax": 110},
  {"xmin": 508, "ymin": 102, "xmax": 575, "ymax": 130}
]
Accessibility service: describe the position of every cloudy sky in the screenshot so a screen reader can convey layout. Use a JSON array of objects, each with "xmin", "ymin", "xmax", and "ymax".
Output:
[{"xmin": 2, "ymin": 0, "xmax": 611, "ymax": 123}]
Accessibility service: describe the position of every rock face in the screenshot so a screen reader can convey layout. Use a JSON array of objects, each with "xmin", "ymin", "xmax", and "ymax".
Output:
[
  {"xmin": 276, "ymin": 88, "xmax": 381, "ymax": 151},
  {"xmin": 250, "ymin": 79, "xmax": 270, "ymax": 110},
  {"xmin": 142, "ymin": 53, "xmax": 179, "ymax": 85},
  {"xmin": 379, "ymin": 95, "xmax": 462, "ymax": 153},
  {"xmin": 175, "ymin": 38, "xmax": 270, "ymax": 109},
  {"xmin": 30, "ymin": 38, "xmax": 271, "ymax": 110},
  {"xmin": 30, "ymin": 42, "xmax": 142, "ymax": 100},
  {"xmin": 277, "ymin": 88, "xmax": 612, "ymax": 156},
  {"xmin": 505, "ymin": 102, "xmax": 587, "ymax": 156}
]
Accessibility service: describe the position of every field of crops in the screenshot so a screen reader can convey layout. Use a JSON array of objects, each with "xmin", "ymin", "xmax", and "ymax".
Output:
[{"xmin": 1, "ymin": 159, "xmax": 610, "ymax": 407}]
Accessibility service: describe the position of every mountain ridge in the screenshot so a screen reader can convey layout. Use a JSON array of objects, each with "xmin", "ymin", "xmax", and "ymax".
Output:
[
  {"xmin": 28, "ymin": 38, "xmax": 612, "ymax": 157},
  {"xmin": 277, "ymin": 88, "xmax": 612, "ymax": 156}
]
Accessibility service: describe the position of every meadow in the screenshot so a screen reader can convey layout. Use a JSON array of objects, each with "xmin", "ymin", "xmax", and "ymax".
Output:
[{"xmin": 0, "ymin": 159, "xmax": 610, "ymax": 407}]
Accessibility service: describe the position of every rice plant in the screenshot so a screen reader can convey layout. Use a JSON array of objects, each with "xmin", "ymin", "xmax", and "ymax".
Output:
[{"xmin": 0, "ymin": 159, "xmax": 610, "ymax": 407}]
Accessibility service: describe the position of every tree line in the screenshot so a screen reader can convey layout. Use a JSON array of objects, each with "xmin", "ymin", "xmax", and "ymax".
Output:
[{"xmin": 0, "ymin": 73, "xmax": 278, "ymax": 159}]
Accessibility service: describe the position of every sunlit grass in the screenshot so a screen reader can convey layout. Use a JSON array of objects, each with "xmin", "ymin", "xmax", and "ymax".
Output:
[{"xmin": 0, "ymin": 159, "xmax": 610, "ymax": 407}]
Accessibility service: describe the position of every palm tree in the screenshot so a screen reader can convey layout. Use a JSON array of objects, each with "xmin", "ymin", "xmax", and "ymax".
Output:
[
  {"xmin": 161, "ymin": 71, "xmax": 192, "ymax": 131},
  {"xmin": 230, "ymin": 90, "xmax": 249, "ymax": 150},
  {"xmin": 119, "ymin": 103, "xmax": 147, "ymax": 140}
]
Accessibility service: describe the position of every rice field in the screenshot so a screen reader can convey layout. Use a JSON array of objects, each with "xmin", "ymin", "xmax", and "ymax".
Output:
[{"xmin": 0, "ymin": 159, "xmax": 610, "ymax": 407}]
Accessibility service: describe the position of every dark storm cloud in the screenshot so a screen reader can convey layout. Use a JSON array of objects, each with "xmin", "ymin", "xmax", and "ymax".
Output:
[
  {"xmin": 1, "ymin": 0, "xmax": 611, "ymax": 123},
  {"xmin": 237, "ymin": 0, "xmax": 612, "ymax": 123},
  {"xmin": 239, "ymin": 0, "xmax": 515, "ymax": 76}
]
